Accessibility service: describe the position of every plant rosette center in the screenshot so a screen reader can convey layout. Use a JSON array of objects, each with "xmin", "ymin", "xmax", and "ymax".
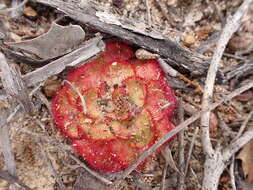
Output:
[{"xmin": 52, "ymin": 42, "xmax": 177, "ymax": 172}]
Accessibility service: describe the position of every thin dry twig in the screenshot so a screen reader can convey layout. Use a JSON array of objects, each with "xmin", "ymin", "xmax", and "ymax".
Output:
[
  {"xmin": 177, "ymin": 100, "xmax": 185, "ymax": 190},
  {"xmin": 225, "ymin": 61, "xmax": 253, "ymax": 81},
  {"xmin": 0, "ymin": 170, "xmax": 32, "ymax": 190},
  {"xmin": 200, "ymin": 1, "xmax": 253, "ymax": 188},
  {"xmin": 223, "ymin": 129, "xmax": 253, "ymax": 161},
  {"xmin": 159, "ymin": 58, "xmax": 204, "ymax": 93},
  {"xmin": 22, "ymin": 36, "xmax": 105, "ymax": 87},
  {"xmin": 18, "ymin": 127, "xmax": 72, "ymax": 151},
  {"xmin": 190, "ymin": 167, "xmax": 202, "ymax": 189},
  {"xmin": 229, "ymin": 156, "xmax": 236, "ymax": 190},
  {"xmin": 184, "ymin": 127, "xmax": 199, "ymax": 176},
  {"xmin": 0, "ymin": 108, "xmax": 18, "ymax": 190},
  {"xmin": 38, "ymin": 141, "xmax": 67, "ymax": 190},
  {"xmin": 145, "ymin": 0, "xmax": 151, "ymax": 26},
  {"xmin": 235, "ymin": 110, "xmax": 253, "ymax": 139},
  {"xmin": 120, "ymin": 80, "xmax": 253, "ymax": 179},
  {"xmin": 0, "ymin": 52, "xmax": 33, "ymax": 113},
  {"xmin": 200, "ymin": 0, "xmax": 253, "ymax": 157},
  {"xmin": 68, "ymin": 154, "xmax": 112, "ymax": 185},
  {"xmin": 161, "ymin": 147, "xmax": 179, "ymax": 190}
]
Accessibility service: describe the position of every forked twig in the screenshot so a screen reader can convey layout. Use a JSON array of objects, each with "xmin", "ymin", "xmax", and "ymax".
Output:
[
  {"xmin": 200, "ymin": 0, "xmax": 253, "ymax": 157},
  {"xmin": 200, "ymin": 0, "xmax": 253, "ymax": 188}
]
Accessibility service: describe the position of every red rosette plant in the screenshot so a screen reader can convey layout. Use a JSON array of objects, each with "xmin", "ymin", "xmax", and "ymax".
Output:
[{"xmin": 52, "ymin": 42, "xmax": 177, "ymax": 172}]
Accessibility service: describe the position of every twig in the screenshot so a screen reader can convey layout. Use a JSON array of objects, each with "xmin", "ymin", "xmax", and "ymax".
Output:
[
  {"xmin": 200, "ymin": 0, "xmax": 253, "ymax": 157},
  {"xmin": 0, "ymin": 52, "xmax": 33, "ymax": 113},
  {"xmin": 38, "ymin": 141, "xmax": 67, "ymax": 190},
  {"xmin": 190, "ymin": 167, "xmax": 202, "ymax": 189},
  {"xmin": 6, "ymin": 105, "xmax": 21, "ymax": 123},
  {"xmin": 184, "ymin": 127, "xmax": 199, "ymax": 176},
  {"xmin": 0, "ymin": 0, "xmax": 28, "ymax": 14},
  {"xmin": 200, "ymin": 1, "xmax": 253, "ymax": 188},
  {"xmin": 0, "ymin": 45, "xmax": 52, "ymax": 66},
  {"xmin": 218, "ymin": 113, "xmax": 237, "ymax": 138},
  {"xmin": 63, "ymin": 80, "xmax": 87, "ymax": 114},
  {"xmin": 120, "ymin": 80, "xmax": 253, "ymax": 179},
  {"xmin": 196, "ymin": 31, "xmax": 221, "ymax": 54},
  {"xmin": 22, "ymin": 36, "xmax": 105, "ymax": 87},
  {"xmin": 177, "ymin": 100, "xmax": 185, "ymax": 190},
  {"xmin": 229, "ymin": 156, "xmax": 236, "ymax": 190},
  {"xmin": 225, "ymin": 61, "xmax": 253, "ymax": 81},
  {"xmin": 160, "ymin": 147, "xmax": 179, "ymax": 190},
  {"xmin": 17, "ymin": 127, "xmax": 72, "ymax": 151},
  {"xmin": 0, "ymin": 170, "xmax": 32, "ymax": 190},
  {"xmin": 145, "ymin": 0, "xmax": 151, "ymax": 26},
  {"xmin": 0, "ymin": 108, "xmax": 17, "ymax": 190},
  {"xmin": 223, "ymin": 129, "xmax": 253, "ymax": 161},
  {"xmin": 132, "ymin": 173, "xmax": 152, "ymax": 190},
  {"xmin": 223, "ymin": 53, "xmax": 247, "ymax": 61},
  {"xmin": 158, "ymin": 58, "xmax": 203, "ymax": 93},
  {"xmin": 68, "ymin": 154, "xmax": 112, "ymax": 185},
  {"xmin": 35, "ymin": 0, "xmax": 216, "ymax": 77},
  {"xmin": 235, "ymin": 110, "xmax": 253, "ymax": 139}
]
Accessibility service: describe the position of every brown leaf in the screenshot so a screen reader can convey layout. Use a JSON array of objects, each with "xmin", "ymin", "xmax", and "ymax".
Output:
[
  {"xmin": 7, "ymin": 23, "xmax": 85, "ymax": 60},
  {"xmin": 228, "ymin": 36, "xmax": 250, "ymax": 52},
  {"xmin": 209, "ymin": 112, "xmax": 218, "ymax": 131},
  {"xmin": 236, "ymin": 90, "xmax": 253, "ymax": 102},
  {"xmin": 238, "ymin": 139, "xmax": 253, "ymax": 183}
]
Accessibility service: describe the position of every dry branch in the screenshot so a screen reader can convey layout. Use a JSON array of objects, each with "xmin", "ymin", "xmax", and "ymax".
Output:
[
  {"xmin": 0, "ymin": 108, "xmax": 18, "ymax": 190},
  {"xmin": 225, "ymin": 61, "xmax": 253, "ymax": 81},
  {"xmin": 35, "ymin": 0, "xmax": 217, "ymax": 77},
  {"xmin": 22, "ymin": 36, "xmax": 105, "ymax": 87},
  {"xmin": 199, "ymin": 0, "xmax": 253, "ymax": 189},
  {"xmin": 201, "ymin": 0, "xmax": 253, "ymax": 157},
  {"xmin": 177, "ymin": 100, "xmax": 185, "ymax": 190},
  {"xmin": 0, "ymin": 53, "xmax": 33, "ymax": 113}
]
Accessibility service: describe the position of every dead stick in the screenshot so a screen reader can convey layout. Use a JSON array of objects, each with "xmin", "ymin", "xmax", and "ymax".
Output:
[
  {"xmin": 200, "ymin": 0, "xmax": 253, "ymax": 157},
  {"xmin": 22, "ymin": 36, "xmax": 105, "ymax": 87},
  {"xmin": 0, "ymin": 108, "xmax": 18, "ymax": 190},
  {"xmin": 0, "ymin": 53, "xmax": 33, "ymax": 113},
  {"xmin": 177, "ymin": 100, "xmax": 185, "ymax": 190},
  {"xmin": 35, "ymin": 0, "xmax": 215, "ymax": 77}
]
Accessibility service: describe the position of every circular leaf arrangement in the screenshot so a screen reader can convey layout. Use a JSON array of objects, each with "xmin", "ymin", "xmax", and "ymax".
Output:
[{"xmin": 52, "ymin": 42, "xmax": 177, "ymax": 172}]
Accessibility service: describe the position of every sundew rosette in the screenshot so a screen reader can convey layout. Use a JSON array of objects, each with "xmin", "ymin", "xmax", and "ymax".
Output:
[{"xmin": 52, "ymin": 42, "xmax": 177, "ymax": 172}]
